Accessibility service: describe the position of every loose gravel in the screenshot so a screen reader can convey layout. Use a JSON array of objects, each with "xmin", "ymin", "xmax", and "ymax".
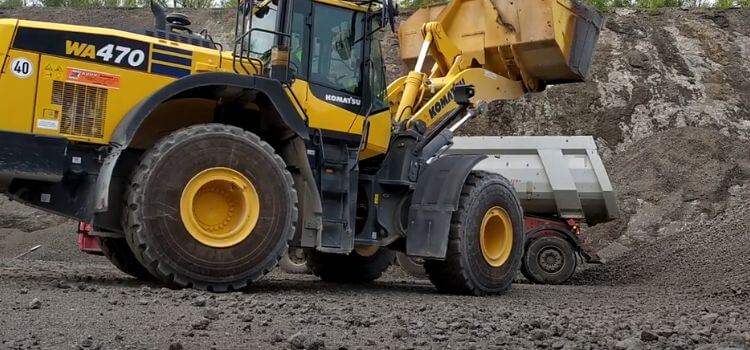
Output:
[{"xmin": 0, "ymin": 260, "xmax": 748, "ymax": 350}]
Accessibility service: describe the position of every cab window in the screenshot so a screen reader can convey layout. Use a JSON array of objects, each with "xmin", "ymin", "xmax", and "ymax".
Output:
[
  {"xmin": 247, "ymin": 4, "xmax": 278, "ymax": 62},
  {"xmin": 309, "ymin": 3, "xmax": 364, "ymax": 95},
  {"xmin": 289, "ymin": 4, "xmax": 308, "ymax": 79},
  {"xmin": 368, "ymin": 36, "xmax": 388, "ymax": 112}
]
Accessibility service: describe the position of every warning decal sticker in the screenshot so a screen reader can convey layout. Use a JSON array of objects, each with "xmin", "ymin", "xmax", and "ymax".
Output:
[{"xmin": 67, "ymin": 68, "xmax": 121, "ymax": 89}]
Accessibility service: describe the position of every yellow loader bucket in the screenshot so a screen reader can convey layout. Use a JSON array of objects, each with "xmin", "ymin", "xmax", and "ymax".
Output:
[{"xmin": 399, "ymin": 0, "xmax": 603, "ymax": 85}]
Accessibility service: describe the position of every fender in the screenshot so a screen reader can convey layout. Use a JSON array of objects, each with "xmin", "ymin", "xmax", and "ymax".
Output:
[
  {"xmin": 94, "ymin": 72, "xmax": 310, "ymax": 212},
  {"xmin": 525, "ymin": 226, "xmax": 582, "ymax": 252},
  {"xmin": 405, "ymin": 154, "xmax": 486, "ymax": 258}
]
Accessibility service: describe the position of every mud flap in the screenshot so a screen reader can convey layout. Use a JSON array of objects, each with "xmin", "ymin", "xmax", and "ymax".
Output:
[{"xmin": 405, "ymin": 154, "xmax": 485, "ymax": 258}]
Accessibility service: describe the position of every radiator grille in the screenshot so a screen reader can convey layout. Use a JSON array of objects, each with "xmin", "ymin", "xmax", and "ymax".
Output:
[{"xmin": 51, "ymin": 81, "xmax": 107, "ymax": 139}]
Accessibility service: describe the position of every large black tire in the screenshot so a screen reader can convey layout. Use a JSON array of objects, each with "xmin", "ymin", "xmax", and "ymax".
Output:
[
  {"xmin": 521, "ymin": 235, "xmax": 577, "ymax": 285},
  {"xmin": 306, "ymin": 247, "xmax": 394, "ymax": 283},
  {"xmin": 123, "ymin": 124, "xmax": 297, "ymax": 292},
  {"xmin": 98, "ymin": 237, "xmax": 154, "ymax": 280},
  {"xmin": 424, "ymin": 171, "xmax": 524, "ymax": 296},
  {"xmin": 279, "ymin": 248, "xmax": 310, "ymax": 274},
  {"xmin": 396, "ymin": 252, "xmax": 427, "ymax": 279}
]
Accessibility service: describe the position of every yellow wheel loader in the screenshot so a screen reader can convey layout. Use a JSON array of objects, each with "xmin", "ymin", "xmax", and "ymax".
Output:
[{"xmin": 0, "ymin": 0, "xmax": 601, "ymax": 295}]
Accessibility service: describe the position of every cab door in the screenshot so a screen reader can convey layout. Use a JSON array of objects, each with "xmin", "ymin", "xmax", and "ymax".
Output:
[{"xmin": 300, "ymin": 1, "xmax": 366, "ymax": 135}]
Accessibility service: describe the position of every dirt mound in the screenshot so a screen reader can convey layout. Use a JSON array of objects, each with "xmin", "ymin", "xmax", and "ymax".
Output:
[
  {"xmin": 0, "ymin": 223, "xmax": 102, "ymax": 264},
  {"xmin": 0, "ymin": 197, "xmax": 71, "ymax": 232},
  {"xmin": 583, "ymin": 127, "xmax": 750, "ymax": 249},
  {"xmin": 0, "ymin": 197, "xmax": 95, "ymax": 263},
  {"xmin": 573, "ymin": 128, "xmax": 750, "ymax": 298},
  {"xmin": 574, "ymin": 185, "xmax": 749, "ymax": 299},
  {"xmin": 0, "ymin": 8, "xmax": 237, "ymax": 47},
  {"xmin": 461, "ymin": 8, "xmax": 750, "ymax": 152}
]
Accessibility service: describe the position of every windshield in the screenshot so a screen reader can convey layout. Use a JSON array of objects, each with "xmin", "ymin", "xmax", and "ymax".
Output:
[{"xmin": 309, "ymin": 3, "xmax": 364, "ymax": 95}]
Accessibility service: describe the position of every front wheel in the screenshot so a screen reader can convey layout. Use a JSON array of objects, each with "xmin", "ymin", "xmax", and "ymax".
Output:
[
  {"xmin": 123, "ymin": 124, "xmax": 297, "ymax": 292},
  {"xmin": 424, "ymin": 171, "xmax": 524, "ymax": 296}
]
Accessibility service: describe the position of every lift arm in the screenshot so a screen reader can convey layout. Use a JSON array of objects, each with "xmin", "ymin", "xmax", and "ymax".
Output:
[{"xmin": 389, "ymin": 0, "xmax": 603, "ymax": 130}]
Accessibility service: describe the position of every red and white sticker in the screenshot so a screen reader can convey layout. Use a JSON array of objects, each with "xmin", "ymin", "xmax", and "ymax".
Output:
[{"xmin": 67, "ymin": 68, "xmax": 120, "ymax": 89}]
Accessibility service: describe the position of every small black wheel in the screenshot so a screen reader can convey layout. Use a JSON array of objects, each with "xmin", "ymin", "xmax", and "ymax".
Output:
[
  {"xmin": 279, "ymin": 248, "xmax": 310, "ymax": 274},
  {"xmin": 424, "ymin": 171, "xmax": 524, "ymax": 296},
  {"xmin": 396, "ymin": 252, "xmax": 427, "ymax": 279},
  {"xmin": 98, "ymin": 237, "xmax": 154, "ymax": 280},
  {"xmin": 306, "ymin": 246, "xmax": 394, "ymax": 283},
  {"xmin": 521, "ymin": 235, "xmax": 577, "ymax": 285},
  {"xmin": 124, "ymin": 124, "xmax": 297, "ymax": 292}
]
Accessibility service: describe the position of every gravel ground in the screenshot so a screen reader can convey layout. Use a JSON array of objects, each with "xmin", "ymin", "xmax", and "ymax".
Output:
[{"xmin": 1, "ymin": 259, "xmax": 748, "ymax": 350}]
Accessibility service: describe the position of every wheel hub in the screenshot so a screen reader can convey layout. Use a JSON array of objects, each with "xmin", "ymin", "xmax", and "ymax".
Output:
[
  {"xmin": 479, "ymin": 206, "xmax": 513, "ymax": 267},
  {"xmin": 287, "ymin": 248, "xmax": 307, "ymax": 265},
  {"xmin": 354, "ymin": 244, "xmax": 380, "ymax": 257},
  {"xmin": 537, "ymin": 247, "xmax": 564, "ymax": 273},
  {"xmin": 180, "ymin": 167, "xmax": 260, "ymax": 248}
]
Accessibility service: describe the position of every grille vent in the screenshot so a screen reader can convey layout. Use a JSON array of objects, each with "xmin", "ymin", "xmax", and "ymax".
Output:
[{"xmin": 51, "ymin": 81, "xmax": 107, "ymax": 139}]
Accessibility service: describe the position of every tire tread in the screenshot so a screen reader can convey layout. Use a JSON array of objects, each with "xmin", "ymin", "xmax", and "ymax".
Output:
[{"xmin": 123, "ymin": 124, "xmax": 298, "ymax": 292}]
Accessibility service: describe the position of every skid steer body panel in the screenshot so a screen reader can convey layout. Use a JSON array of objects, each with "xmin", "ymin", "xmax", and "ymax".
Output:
[{"xmin": 406, "ymin": 154, "xmax": 486, "ymax": 258}]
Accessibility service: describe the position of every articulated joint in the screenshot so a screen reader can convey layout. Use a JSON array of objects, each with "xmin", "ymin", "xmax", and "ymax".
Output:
[{"xmin": 395, "ymin": 71, "xmax": 426, "ymax": 124}]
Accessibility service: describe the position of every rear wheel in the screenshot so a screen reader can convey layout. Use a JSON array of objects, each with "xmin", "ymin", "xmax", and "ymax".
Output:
[
  {"xmin": 521, "ymin": 235, "xmax": 577, "ymax": 284},
  {"xmin": 424, "ymin": 171, "xmax": 524, "ymax": 296},
  {"xmin": 98, "ymin": 237, "xmax": 153, "ymax": 280},
  {"xmin": 307, "ymin": 246, "xmax": 394, "ymax": 283},
  {"xmin": 124, "ymin": 124, "xmax": 297, "ymax": 292}
]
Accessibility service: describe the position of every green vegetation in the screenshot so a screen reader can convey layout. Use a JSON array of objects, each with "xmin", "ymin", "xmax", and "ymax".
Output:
[
  {"xmin": 0, "ymin": 0, "xmax": 24, "ymax": 8},
  {"xmin": 399, "ymin": 0, "xmax": 749, "ymax": 10},
  {"xmin": 585, "ymin": 0, "xmax": 749, "ymax": 10}
]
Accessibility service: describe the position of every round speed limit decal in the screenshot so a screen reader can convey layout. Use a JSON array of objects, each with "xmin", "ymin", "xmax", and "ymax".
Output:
[{"xmin": 11, "ymin": 57, "xmax": 33, "ymax": 78}]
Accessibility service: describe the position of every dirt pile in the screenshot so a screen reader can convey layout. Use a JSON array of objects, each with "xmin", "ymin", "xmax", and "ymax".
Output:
[
  {"xmin": 571, "ymin": 128, "xmax": 750, "ymax": 299},
  {"xmin": 0, "ymin": 197, "xmax": 99, "ymax": 263},
  {"xmin": 583, "ymin": 127, "xmax": 750, "ymax": 248},
  {"xmin": 0, "ymin": 195, "xmax": 93, "ymax": 263},
  {"xmin": 0, "ymin": 197, "xmax": 69, "ymax": 232},
  {"xmin": 0, "ymin": 8, "xmax": 237, "ymax": 46},
  {"xmin": 574, "ymin": 183, "xmax": 750, "ymax": 299},
  {"xmin": 462, "ymin": 8, "xmax": 750, "ymax": 153}
]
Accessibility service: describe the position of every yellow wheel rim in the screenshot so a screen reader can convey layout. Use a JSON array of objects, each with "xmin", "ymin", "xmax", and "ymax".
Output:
[
  {"xmin": 479, "ymin": 206, "xmax": 514, "ymax": 267},
  {"xmin": 180, "ymin": 167, "xmax": 260, "ymax": 248},
  {"xmin": 354, "ymin": 244, "xmax": 380, "ymax": 257}
]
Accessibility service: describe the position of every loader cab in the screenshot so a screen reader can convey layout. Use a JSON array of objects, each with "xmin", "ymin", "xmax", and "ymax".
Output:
[{"xmin": 236, "ymin": 0, "xmax": 390, "ymax": 122}]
